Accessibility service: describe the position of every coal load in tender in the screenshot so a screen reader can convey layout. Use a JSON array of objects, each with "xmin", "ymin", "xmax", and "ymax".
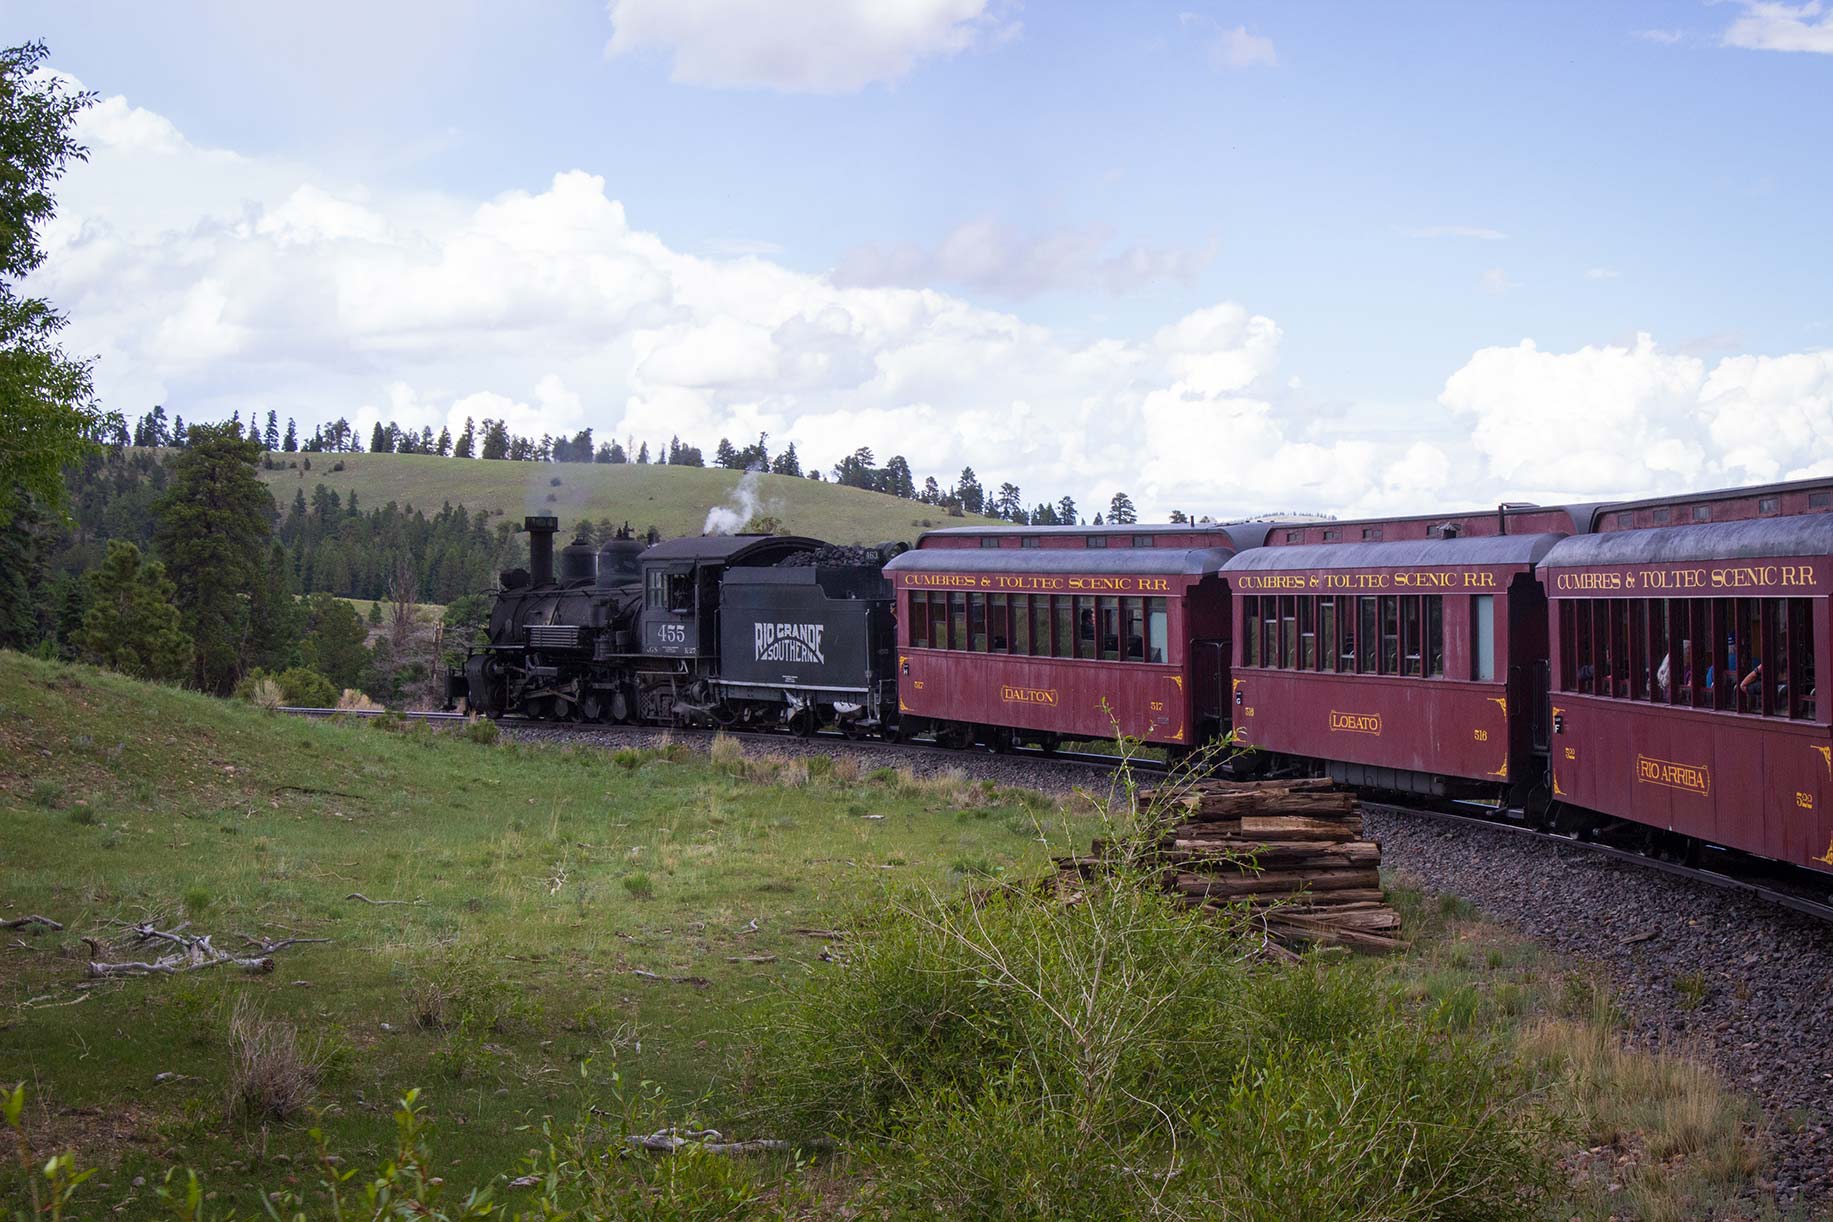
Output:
[
  {"xmin": 1057, "ymin": 778, "xmax": 1406, "ymax": 954},
  {"xmin": 776, "ymin": 543, "xmax": 901, "ymax": 568}
]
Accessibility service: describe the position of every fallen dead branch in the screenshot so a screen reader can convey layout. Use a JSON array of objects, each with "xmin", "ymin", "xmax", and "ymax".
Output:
[
  {"xmin": 84, "ymin": 923, "xmax": 327, "ymax": 978},
  {"xmin": 1, "ymin": 914, "xmax": 63, "ymax": 931},
  {"xmin": 345, "ymin": 892, "xmax": 422, "ymax": 906},
  {"xmin": 624, "ymin": 1127, "xmax": 830, "ymax": 1156}
]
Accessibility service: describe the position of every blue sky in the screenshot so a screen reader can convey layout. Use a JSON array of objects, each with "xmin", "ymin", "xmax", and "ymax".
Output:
[{"xmin": 15, "ymin": 1, "xmax": 1833, "ymax": 518}]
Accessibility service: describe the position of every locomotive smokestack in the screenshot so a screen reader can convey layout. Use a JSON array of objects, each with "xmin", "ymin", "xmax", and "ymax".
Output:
[{"xmin": 525, "ymin": 515, "xmax": 558, "ymax": 586}]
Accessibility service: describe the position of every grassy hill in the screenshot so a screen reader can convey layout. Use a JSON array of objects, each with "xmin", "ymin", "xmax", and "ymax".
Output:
[{"xmin": 258, "ymin": 452, "xmax": 999, "ymax": 543}]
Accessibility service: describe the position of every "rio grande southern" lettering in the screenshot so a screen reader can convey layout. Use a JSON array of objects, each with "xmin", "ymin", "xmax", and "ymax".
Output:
[{"xmin": 754, "ymin": 622, "xmax": 826, "ymax": 665}]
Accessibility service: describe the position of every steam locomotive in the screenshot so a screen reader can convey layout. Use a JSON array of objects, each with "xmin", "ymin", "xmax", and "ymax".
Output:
[{"xmin": 450, "ymin": 515, "xmax": 903, "ymax": 736}]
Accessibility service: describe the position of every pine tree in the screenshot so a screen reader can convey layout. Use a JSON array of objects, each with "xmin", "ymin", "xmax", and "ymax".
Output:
[
  {"xmin": 1057, "ymin": 495, "xmax": 1077, "ymax": 524},
  {"xmin": 884, "ymin": 456, "xmax": 915, "ymax": 499},
  {"xmin": 1169, "ymin": 510, "xmax": 1189, "ymax": 524},
  {"xmin": 1106, "ymin": 491, "xmax": 1137, "ymax": 525},
  {"xmin": 995, "ymin": 482, "xmax": 1022, "ymax": 520},
  {"xmin": 366, "ymin": 600, "xmax": 382, "ymax": 625},
  {"xmin": 637, "ymin": 442, "xmax": 649, "ymax": 464},
  {"xmin": 454, "ymin": 417, "xmax": 476, "ymax": 459},
  {"xmin": 263, "ymin": 410, "xmax": 280, "ymax": 451},
  {"xmin": 369, "ymin": 422, "xmax": 388, "ymax": 452},
  {"xmin": 714, "ymin": 438, "xmax": 740, "ymax": 469},
  {"xmin": 435, "ymin": 426, "xmax": 451, "ymax": 456},
  {"xmin": 153, "ymin": 423, "xmax": 274, "ymax": 693},
  {"xmin": 299, "ymin": 592, "xmax": 371, "ymax": 691},
  {"xmin": 480, "ymin": 419, "xmax": 510, "ymax": 460},
  {"xmin": 282, "ymin": 418, "xmax": 298, "ymax": 452},
  {"xmin": 74, "ymin": 540, "xmax": 192, "ymax": 682},
  {"xmin": 172, "ymin": 416, "xmax": 186, "ymax": 447},
  {"xmin": 1093, "ymin": 512, "xmax": 1104, "ymax": 526},
  {"xmin": 922, "ymin": 476, "xmax": 941, "ymax": 504},
  {"xmin": 247, "ymin": 540, "xmax": 300, "ymax": 671},
  {"xmin": 956, "ymin": 467, "xmax": 985, "ymax": 516},
  {"xmin": 770, "ymin": 443, "xmax": 802, "ymax": 477}
]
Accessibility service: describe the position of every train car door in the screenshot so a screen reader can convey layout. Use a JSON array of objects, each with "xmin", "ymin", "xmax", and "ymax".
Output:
[{"xmin": 1507, "ymin": 571, "xmax": 1551, "ymax": 802}]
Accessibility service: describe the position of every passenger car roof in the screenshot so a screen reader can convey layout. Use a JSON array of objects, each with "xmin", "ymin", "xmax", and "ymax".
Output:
[
  {"xmin": 1540, "ymin": 514, "xmax": 1833, "ymax": 568},
  {"xmin": 885, "ymin": 547, "xmax": 1238, "ymax": 577},
  {"xmin": 1223, "ymin": 533, "xmax": 1565, "ymax": 572}
]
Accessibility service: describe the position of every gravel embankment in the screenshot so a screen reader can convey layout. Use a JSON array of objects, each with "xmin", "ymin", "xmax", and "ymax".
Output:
[{"xmin": 1367, "ymin": 809, "xmax": 1833, "ymax": 1209}]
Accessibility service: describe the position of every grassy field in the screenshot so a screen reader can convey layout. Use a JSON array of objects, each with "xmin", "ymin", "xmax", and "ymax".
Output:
[
  {"xmin": 0, "ymin": 654, "xmax": 1094, "ymax": 1216},
  {"xmin": 0, "ymin": 653, "xmax": 1768, "ymax": 1219},
  {"xmin": 257, "ymin": 452, "xmax": 1000, "ymax": 543}
]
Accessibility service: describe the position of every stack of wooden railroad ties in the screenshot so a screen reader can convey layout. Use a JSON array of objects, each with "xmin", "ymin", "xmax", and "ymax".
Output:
[{"xmin": 1058, "ymin": 777, "xmax": 1406, "ymax": 955}]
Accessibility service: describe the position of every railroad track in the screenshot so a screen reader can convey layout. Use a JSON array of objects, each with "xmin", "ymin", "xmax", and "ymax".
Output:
[{"xmin": 276, "ymin": 706, "xmax": 1833, "ymax": 924}]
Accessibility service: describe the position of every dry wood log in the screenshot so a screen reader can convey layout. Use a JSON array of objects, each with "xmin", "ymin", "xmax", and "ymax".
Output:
[
  {"xmin": 1195, "ymin": 888, "xmax": 1389, "ymax": 909},
  {"xmin": 1237, "ymin": 814, "xmax": 1362, "ymax": 840},
  {"xmin": 1169, "ymin": 867, "xmax": 1381, "ymax": 895},
  {"xmin": 624, "ymin": 1127, "xmax": 832, "ymax": 1155},
  {"xmin": 1140, "ymin": 777, "xmax": 1337, "ymax": 804},
  {"xmin": 1164, "ymin": 840, "xmax": 1382, "ymax": 866},
  {"xmin": 1, "ymin": 914, "xmax": 63, "ymax": 931},
  {"xmin": 1184, "ymin": 791, "xmax": 1359, "ymax": 820}
]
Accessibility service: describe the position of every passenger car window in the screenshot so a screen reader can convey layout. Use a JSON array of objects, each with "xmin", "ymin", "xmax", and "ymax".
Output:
[{"xmin": 1472, "ymin": 595, "xmax": 1495, "ymax": 682}]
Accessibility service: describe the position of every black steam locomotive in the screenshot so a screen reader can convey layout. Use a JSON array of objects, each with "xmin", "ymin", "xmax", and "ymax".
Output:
[{"xmin": 450, "ymin": 515, "xmax": 903, "ymax": 736}]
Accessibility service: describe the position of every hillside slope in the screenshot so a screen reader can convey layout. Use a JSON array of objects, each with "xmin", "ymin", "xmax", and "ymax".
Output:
[{"xmin": 258, "ymin": 452, "xmax": 999, "ymax": 542}]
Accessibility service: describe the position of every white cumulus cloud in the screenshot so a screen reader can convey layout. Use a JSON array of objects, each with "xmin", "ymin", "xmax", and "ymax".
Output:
[
  {"xmin": 1440, "ymin": 334, "xmax": 1833, "ymax": 499},
  {"xmin": 604, "ymin": 0, "xmax": 1016, "ymax": 93},
  {"xmin": 1722, "ymin": 1, "xmax": 1833, "ymax": 53},
  {"xmin": 834, "ymin": 218, "xmax": 1216, "ymax": 299},
  {"xmin": 34, "ymin": 77, "xmax": 1833, "ymax": 525}
]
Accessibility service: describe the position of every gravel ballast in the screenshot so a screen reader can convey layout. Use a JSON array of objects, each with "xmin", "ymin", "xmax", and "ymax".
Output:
[{"xmin": 1367, "ymin": 808, "xmax": 1833, "ymax": 1209}]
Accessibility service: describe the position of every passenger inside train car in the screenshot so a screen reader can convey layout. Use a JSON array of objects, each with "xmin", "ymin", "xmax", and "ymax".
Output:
[{"xmin": 1540, "ymin": 510, "xmax": 1833, "ymax": 874}]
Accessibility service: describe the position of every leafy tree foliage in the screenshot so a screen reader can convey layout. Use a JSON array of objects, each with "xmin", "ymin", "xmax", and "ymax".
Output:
[
  {"xmin": 153, "ymin": 424, "xmax": 275, "ymax": 693},
  {"xmin": 0, "ymin": 41, "xmax": 114, "ymax": 528},
  {"xmin": 74, "ymin": 540, "xmax": 192, "ymax": 681},
  {"xmin": 298, "ymin": 592, "xmax": 371, "ymax": 691}
]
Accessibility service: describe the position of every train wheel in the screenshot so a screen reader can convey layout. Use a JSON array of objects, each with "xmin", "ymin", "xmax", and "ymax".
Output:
[
  {"xmin": 582, "ymin": 694, "xmax": 605, "ymax": 723},
  {"xmin": 938, "ymin": 723, "xmax": 974, "ymax": 750},
  {"xmin": 988, "ymin": 727, "xmax": 1013, "ymax": 754},
  {"xmin": 610, "ymin": 688, "xmax": 632, "ymax": 724},
  {"xmin": 881, "ymin": 722, "xmax": 903, "ymax": 743},
  {"xmin": 789, "ymin": 707, "xmax": 818, "ymax": 738}
]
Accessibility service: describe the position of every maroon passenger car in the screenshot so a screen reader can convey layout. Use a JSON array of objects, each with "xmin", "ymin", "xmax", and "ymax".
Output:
[
  {"xmin": 1221, "ymin": 529, "xmax": 1566, "ymax": 797},
  {"xmin": 882, "ymin": 524, "xmax": 1272, "ymax": 750},
  {"xmin": 1540, "ymin": 513, "xmax": 1833, "ymax": 875}
]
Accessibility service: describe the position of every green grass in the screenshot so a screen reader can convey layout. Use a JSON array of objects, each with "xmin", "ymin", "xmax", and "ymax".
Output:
[
  {"xmin": 0, "ymin": 653, "xmax": 1087, "ymax": 1217},
  {"xmin": 257, "ymin": 451, "xmax": 1000, "ymax": 543},
  {"xmin": 0, "ymin": 654, "xmax": 1769, "ymax": 1219}
]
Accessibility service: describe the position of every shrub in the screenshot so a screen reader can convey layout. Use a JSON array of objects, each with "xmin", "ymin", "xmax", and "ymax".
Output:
[
  {"xmin": 742, "ymin": 754, "xmax": 1547, "ymax": 1220},
  {"xmin": 461, "ymin": 716, "xmax": 499, "ymax": 745},
  {"xmin": 225, "ymin": 998, "xmax": 324, "ymax": 1122},
  {"xmin": 276, "ymin": 667, "xmax": 339, "ymax": 707},
  {"xmin": 336, "ymin": 688, "xmax": 381, "ymax": 712},
  {"xmin": 709, "ymin": 732, "xmax": 745, "ymax": 770},
  {"xmin": 622, "ymin": 872, "xmax": 655, "ymax": 900}
]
